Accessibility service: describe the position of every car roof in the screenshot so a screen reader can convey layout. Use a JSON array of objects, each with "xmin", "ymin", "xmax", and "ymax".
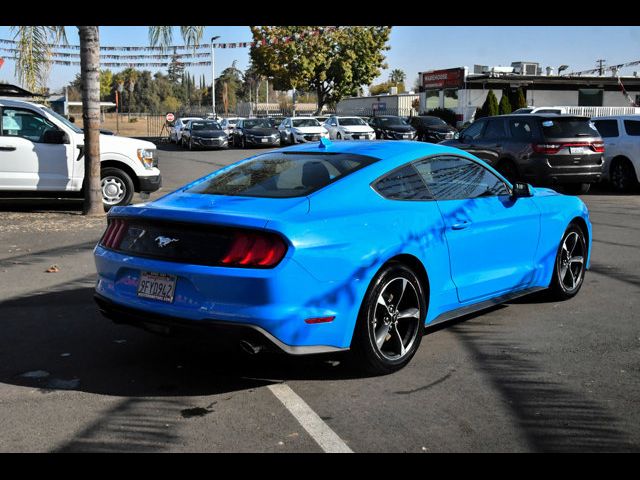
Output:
[
  {"xmin": 0, "ymin": 98, "xmax": 45, "ymax": 110},
  {"xmin": 592, "ymin": 114, "xmax": 640, "ymax": 120},
  {"xmin": 486, "ymin": 113, "xmax": 590, "ymax": 120}
]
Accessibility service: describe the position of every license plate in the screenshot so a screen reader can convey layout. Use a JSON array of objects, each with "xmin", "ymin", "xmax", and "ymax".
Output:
[
  {"xmin": 261, "ymin": 138, "xmax": 268, "ymax": 143},
  {"xmin": 569, "ymin": 146, "xmax": 588, "ymax": 155},
  {"xmin": 137, "ymin": 271, "xmax": 176, "ymax": 303}
]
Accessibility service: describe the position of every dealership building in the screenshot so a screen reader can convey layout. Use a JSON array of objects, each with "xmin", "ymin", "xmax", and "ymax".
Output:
[{"xmin": 418, "ymin": 62, "xmax": 640, "ymax": 124}]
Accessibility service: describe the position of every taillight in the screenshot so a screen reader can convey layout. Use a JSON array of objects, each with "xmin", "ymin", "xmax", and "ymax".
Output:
[
  {"xmin": 220, "ymin": 231, "xmax": 287, "ymax": 268},
  {"xmin": 532, "ymin": 143, "xmax": 562, "ymax": 154},
  {"xmin": 100, "ymin": 218, "xmax": 128, "ymax": 250},
  {"xmin": 591, "ymin": 141, "xmax": 605, "ymax": 153}
]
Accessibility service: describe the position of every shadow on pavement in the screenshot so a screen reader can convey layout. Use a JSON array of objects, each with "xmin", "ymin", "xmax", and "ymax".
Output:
[
  {"xmin": 0, "ymin": 282, "xmax": 366, "ymax": 400},
  {"xmin": 0, "ymin": 198, "xmax": 84, "ymax": 213}
]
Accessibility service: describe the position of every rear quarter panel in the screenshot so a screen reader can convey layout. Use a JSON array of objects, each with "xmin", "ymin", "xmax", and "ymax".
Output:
[{"xmin": 266, "ymin": 167, "xmax": 458, "ymax": 348}]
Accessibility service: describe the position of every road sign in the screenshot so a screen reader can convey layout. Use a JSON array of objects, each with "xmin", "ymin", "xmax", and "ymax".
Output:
[{"xmin": 166, "ymin": 112, "xmax": 175, "ymax": 123}]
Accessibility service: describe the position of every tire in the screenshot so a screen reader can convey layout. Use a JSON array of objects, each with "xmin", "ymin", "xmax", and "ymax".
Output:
[
  {"xmin": 337, "ymin": 132, "xmax": 342, "ymax": 140},
  {"xmin": 562, "ymin": 183, "xmax": 591, "ymax": 195},
  {"xmin": 497, "ymin": 159, "xmax": 520, "ymax": 183},
  {"xmin": 547, "ymin": 223, "xmax": 588, "ymax": 300},
  {"xmin": 188, "ymin": 138, "xmax": 194, "ymax": 150},
  {"xmin": 241, "ymin": 136, "xmax": 247, "ymax": 149},
  {"xmin": 351, "ymin": 262, "xmax": 427, "ymax": 375},
  {"xmin": 101, "ymin": 167, "xmax": 134, "ymax": 210},
  {"xmin": 289, "ymin": 133, "xmax": 295, "ymax": 145},
  {"xmin": 610, "ymin": 158, "xmax": 638, "ymax": 193}
]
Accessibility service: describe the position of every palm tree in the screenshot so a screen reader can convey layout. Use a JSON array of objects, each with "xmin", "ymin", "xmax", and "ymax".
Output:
[
  {"xmin": 389, "ymin": 68, "xmax": 406, "ymax": 86},
  {"xmin": 12, "ymin": 26, "xmax": 204, "ymax": 216}
]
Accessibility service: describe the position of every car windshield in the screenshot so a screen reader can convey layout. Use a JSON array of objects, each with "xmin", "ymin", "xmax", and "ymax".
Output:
[
  {"xmin": 190, "ymin": 121, "xmax": 221, "ymax": 131},
  {"xmin": 187, "ymin": 152, "xmax": 378, "ymax": 198},
  {"xmin": 42, "ymin": 107, "xmax": 83, "ymax": 134},
  {"xmin": 243, "ymin": 119, "xmax": 273, "ymax": 129},
  {"xmin": 339, "ymin": 117, "xmax": 367, "ymax": 126},
  {"xmin": 292, "ymin": 118, "xmax": 320, "ymax": 127},
  {"xmin": 419, "ymin": 116, "xmax": 447, "ymax": 126},
  {"xmin": 378, "ymin": 116, "xmax": 408, "ymax": 126},
  {"xmin": 539, "ymin": 117, "xmax": 600, "ymax": 138}
]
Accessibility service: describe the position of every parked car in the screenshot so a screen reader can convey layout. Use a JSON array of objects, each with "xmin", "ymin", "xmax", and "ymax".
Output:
[
  {"xmin": 278, "ymin": 117, "xmax": 330, "ymax": 144},
  {"xmin": 408, "ymin": 116, "xmax": 458, "ymax": 143},
  {"xmin": 441, "ymin": 114, "xmax": 604, "ymax": 194},
  {"xmin": 0, "ymin": 98, "xmax": 161, "ymax": 208},
  {"xmin": 367, "ymin": 116, "xmax": 417, "ymax": 140},
  {"xmin": 591, "ymin": 115, "xmax": 640, "ymax": 192},
  {"xmin": 323, "ymin": 116, "xmax": 376, "ymax": 140},
  {"xmin": 232, "ymin": 118, "xmax": 281, "ymax": 148},
  {"xmin": 169, "ymin": 117, "xmax": 203, "ymax": 144},
  {"xmin": 94, "ymin": 141, "xmax": 591, "ymax": 374},
  {"xmin": 180, "ymin": 120, "xmax": 228, "ymax": 150},
  {"xmin": 513, "ymin": 107, "xmax": 566, "ymax": 115},
  {"xmin": 219, "ymin": 117, "xmax": 244, "ymax": 136}
]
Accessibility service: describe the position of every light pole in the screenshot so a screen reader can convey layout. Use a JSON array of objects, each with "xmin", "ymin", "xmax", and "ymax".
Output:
[{"xmin": 211, "ymin": 35, "xmax": 220, "ymax": 118}]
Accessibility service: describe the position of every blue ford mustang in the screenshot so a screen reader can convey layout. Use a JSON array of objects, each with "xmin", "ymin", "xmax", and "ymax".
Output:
[{"xmin": 94, "ymin": 140, "xmax": 591, "ymax": 374}]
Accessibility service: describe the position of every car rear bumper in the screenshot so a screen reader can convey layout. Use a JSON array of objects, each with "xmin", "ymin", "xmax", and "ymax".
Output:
[
  {"xmin": 519, "ymin": 154, "xmax": 605, "ymax": 185},
  {"xmin": 93, "ymin": 245, "xmax": 353, "ymax": 353}
]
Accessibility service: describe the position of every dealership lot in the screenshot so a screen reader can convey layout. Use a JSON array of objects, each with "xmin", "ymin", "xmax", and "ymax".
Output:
[{"xmin": 0, "ymin": 143, "xmax": 639, "ymax": 452}]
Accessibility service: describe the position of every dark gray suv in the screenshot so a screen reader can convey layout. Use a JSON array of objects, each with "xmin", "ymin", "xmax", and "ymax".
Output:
[{"xmin": 441, "ymin": 114, "xmax": 605, "ymax": 194}]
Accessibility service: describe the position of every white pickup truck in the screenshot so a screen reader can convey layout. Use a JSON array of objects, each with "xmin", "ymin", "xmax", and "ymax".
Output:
[{"xmin": 0, "ymin": 98, "xmax": 162, "ymax": 207}]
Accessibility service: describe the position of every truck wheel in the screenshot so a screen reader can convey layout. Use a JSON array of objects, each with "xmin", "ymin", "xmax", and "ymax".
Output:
[
  {"xmin": 610, "ymin": 158, "xmax": 638, "ymax": 192},
  {"xmin": 101, "ymin": 167, "xmax": 134, "ymax": 209}
]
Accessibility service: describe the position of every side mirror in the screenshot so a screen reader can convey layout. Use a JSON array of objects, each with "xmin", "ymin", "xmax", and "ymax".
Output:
[
  {"xmin": 511, "ymin": 182, "xmax": 533, "ymax": 198},
  {"xmin": 43, "ymin": 130, "xmax": 68, "ymax": 144}
]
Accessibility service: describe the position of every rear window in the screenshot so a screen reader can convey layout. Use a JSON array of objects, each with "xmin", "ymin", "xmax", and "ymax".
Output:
[
  {"xmin": 539, "ymin": 117, "xmax": 600, "ymax": 138},
  {"xmin": 623, "ymin": 120, "xmax": 640, "ymax": 136},
  {"xmin": 593, "ymin": 119, "xmax": 620, "ymax": 138},
  {"xmin": 188, "ymin": 152, "xmax": 378, "ymax": 198}
]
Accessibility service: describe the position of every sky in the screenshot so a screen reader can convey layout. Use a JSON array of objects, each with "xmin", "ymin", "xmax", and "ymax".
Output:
[{"xmin": 1, "ymin": 26, "xmax": 640, "ymax": 92}]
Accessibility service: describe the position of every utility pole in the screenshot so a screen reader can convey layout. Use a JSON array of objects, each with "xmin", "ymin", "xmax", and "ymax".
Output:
[
  {"xmin": 596, "ymin": 59, "xmax": 606, "ymax": 76},
  {"xmin": 211, "ymin": 35, "xmax": 220, "ymax": 118}
]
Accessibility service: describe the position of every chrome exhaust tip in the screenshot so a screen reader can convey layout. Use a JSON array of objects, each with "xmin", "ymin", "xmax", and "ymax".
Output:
[{"xmin": 239, "ymin": 340, "xmax": 264, "ymax": 355}]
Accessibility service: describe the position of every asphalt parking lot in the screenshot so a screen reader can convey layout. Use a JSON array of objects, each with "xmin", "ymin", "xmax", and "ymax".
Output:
[{"xmin": 0, "ymin": 141, "xmax": 639, "ymax": 452}]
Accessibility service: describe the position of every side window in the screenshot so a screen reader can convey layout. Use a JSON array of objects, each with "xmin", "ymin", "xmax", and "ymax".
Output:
[
  {"xmin": 461, "ymin": 120, "xmax": 484, "ymax": 140},
  {"xmin": 623, "ymin": 120, "xmax": 640, "ymax": 136},
  {"xmin": 484, "ymin": 119, "xmax": 507, "ymax": 140},
  {"xmin": 373, "ymin": 165, "xmax": 432, "ymax": 201},
  {"xmin": 593, "ymin": 120, "xmax": 619, "ymax": 138},
  {"xmin": 414, "ymin": 156, "xmax": 510, "ymax": 200},
  {"xmin": 509, "ymin": 119, "xmax": 534, "ymax": 140},
  {"xmin": 2, "ymin": 108, "xmax": 58, "ymax": 142}
]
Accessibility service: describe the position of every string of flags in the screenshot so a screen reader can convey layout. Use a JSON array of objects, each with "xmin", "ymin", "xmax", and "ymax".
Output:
[
  {"xmin": 2, "ymin": 57, "xmax": 212, "ymax": 67},
  {"xmin": 0, "ymin": 27, "xmax": 338, "ymax": 52},
  {"xmin": 0, "ymin": 47, "xmax": 211, "ymax": 59},
  {"xmin": 567, "ymin": 59, "xmax": 640, "ymax": 76}
]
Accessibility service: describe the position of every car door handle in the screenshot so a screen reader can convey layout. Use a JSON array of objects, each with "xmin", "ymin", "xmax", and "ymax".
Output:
[
  {"xmin": 451, "ymin": 221, "xmax": 472, "ymax": 230},
  {"xmin": 0, "ymin": 145, "xmax": 16, "ymax": 151}
]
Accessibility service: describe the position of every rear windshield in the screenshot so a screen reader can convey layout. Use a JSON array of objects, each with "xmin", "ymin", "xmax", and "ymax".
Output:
[
  {"xmin": 188, "ymin": 152, "xmax": 378, "ymax": 198},
  {"xmin": 417, "ymin": 116, "xmax": 447, "ymax": 126},
  {"xmin": 539, "ymin": 117, "xmax": 600, "ymax": 138}
]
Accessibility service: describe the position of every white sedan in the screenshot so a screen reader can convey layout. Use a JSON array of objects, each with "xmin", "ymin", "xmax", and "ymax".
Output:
[
  {"xmin": 170, "ymin": 117, "xmax": 203, "ymax": 144},
  {"xmin": 219, "ymin": 117, "xmax": 244, "ymax": 136},
  {"xmin": 323, "ymin": 116, "xmax": 376, "ymax": 140},
  {"xmin": 278, "ymin": 117, "xmax": 330, "ymax": 144}
]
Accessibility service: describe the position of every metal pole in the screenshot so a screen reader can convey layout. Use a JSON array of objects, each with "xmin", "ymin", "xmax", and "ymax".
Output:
[
  {"xmin": 211, "ymin": 35, "xmax": 220, "ymax": 118},
  {"xmin": 266, "ymin": 78, "xmax": 269, "ymax": 114}
]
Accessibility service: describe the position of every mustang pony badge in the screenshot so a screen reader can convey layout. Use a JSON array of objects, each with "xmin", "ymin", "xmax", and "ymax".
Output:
[{"xmin": 155, "ymin": 236, "xmax": 179, "ymax": 248}]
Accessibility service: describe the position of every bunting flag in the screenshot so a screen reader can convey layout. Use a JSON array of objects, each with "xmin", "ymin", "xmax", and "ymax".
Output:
[
  {"xmin": 0, "ymin": 57, "xmax": 4, "ymax": 69},
  {"xmin": 3, "ymin": 56, "xmax": 211, "ymax": 67},
  {"xmin": 567, "ymin": 59, "xmax": 640, "ymax": 76},
  {"xmin": 617, "ymin": 75, "xmax": 638, "ymax": 107},
  {"xmin": 0, "ymin": 27, "xmax": 338, "ymax": 52}
]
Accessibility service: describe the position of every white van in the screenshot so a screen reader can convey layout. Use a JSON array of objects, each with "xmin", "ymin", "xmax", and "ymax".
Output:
[
  {"xmin": 592, "ymin": 115, "xmax": 640, "ymax": 192},
  {"xmin": 0, "ymin": 98, "xmax": 162, "ymax": 207}
]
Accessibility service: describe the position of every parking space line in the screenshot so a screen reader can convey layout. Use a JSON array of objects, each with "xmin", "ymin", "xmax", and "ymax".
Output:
[{"xmin": 268, "ymin": 383, "xmax": 353, "ymax": 453}]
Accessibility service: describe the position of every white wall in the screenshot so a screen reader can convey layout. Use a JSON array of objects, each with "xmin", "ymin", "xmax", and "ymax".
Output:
[{"xmin": 527, "ymin": 90, "xmax": 578, "ymax": 107}]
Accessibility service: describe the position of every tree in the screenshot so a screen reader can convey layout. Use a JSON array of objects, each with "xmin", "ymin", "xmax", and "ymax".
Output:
[
  {"xmin": 249, "ymin": 26, "xmax": 391, "ymax": 114},
  {"xmin": 498, "ymin": 90, "xmax": 512, "ymax": 115},
  {"xmin": 369, "ymin": 80, "xmax": 405, "ymax": 95},
  {"xmin": 167, "ymin": 51, "xmax": 185, "ymax": 84},
  {"xmin": 99, "ymin": 69, "xmax": 113, "ymax": 101},
  {"xmin": 514, "ymin": 87, "xmax": 527, "ymax": 109},
  {"xmin": 13, "ymin": 25, "xmax": 204, "ymax": 216},
  {"xmin": 479, "ymin": 90, "xmax": 499, "ymax": 117},
  {"xmin": 389, "ymin": 69, "xmax": 406, "ymax": 86}
]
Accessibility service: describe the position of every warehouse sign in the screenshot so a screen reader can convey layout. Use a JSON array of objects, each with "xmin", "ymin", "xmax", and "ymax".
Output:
[{"xmin": 421, "ymin": 68, "xmax": 465, "ymax": 89}]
